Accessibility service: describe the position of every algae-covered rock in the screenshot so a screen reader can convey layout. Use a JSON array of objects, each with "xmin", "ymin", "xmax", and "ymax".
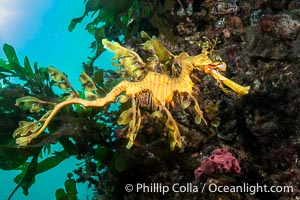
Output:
[{"xmin": 246, "ymin": 13, "xmax": 300, "ymax": 61}]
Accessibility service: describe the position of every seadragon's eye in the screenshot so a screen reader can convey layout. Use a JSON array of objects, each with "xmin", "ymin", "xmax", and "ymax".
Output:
[{"xmin": 217, "ymin": 62, "xmax": 227, "ymax": 71}]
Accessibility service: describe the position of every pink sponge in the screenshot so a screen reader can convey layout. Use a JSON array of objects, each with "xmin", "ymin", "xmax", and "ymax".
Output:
[{"xmin": 194, "ymin": 148, "xmax": 241, "ymax": 181}]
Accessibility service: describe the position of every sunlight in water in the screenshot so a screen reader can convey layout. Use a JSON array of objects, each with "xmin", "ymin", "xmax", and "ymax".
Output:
[{"xmin": 0, "ymin": 0, "xmax": 52, "ymax": 49}]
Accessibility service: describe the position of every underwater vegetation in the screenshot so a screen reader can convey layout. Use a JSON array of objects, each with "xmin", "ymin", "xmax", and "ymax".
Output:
[
  {"xmin": 12, "ymin": 32, "xmax": 249, "ymax": 151},
  {"xmin": 1, "ymin": 0, "xmax": 300, "ymax": 199},
  {"xmin": 68, "ymin": 0, "xmax": 206, "ymax": 73},
  {"xmin": 0, "ymin": 43, "xmax": 122, "ymax": 199}
]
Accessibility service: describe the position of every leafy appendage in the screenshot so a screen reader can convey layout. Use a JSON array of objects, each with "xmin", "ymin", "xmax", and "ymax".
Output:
[
  {"xmin": 118, "ymin": 108, "xmax": 134, "ymax": 126},
  {"xmin": 15, "ymin": 96, "xmax": 55, "ymax": 113},
  {"xmin": 48, "ymin": 67, "xmax": 78, "ymax": 97},
  {"xmin": 102, "ymin": 39, "xmax": 146, "ymax": 81},
  {"xmin": 141, "ymin": 31, "xmax": 174, "ymax": 64},
  {"xmin": 13, "ymin": 110, "xmax": 52, "ymax": 146},
  {"xmin": 117, "ymin": 97, "xmax": 142, "ymax": 149},
  {"xmin": 190, "ymin": 95, "xmax": 207, "ymax": 125},
  {"xmin": 163, "ymin": 107, "xmax": 182, "ymax": 151},
  {"xmin": 79, "ymin": 72, "xmax": 99, "ymax": 100}
]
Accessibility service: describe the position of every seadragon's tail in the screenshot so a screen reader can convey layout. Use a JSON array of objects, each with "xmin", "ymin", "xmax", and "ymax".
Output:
[{"xmin": 13, "ymin": 81, "xmax": 129, "ymax": 146}]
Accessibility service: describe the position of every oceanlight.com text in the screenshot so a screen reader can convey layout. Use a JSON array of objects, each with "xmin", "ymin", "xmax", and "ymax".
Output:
[{"xmin": 124, "ymin": 182, "xmax": 294, "ymax": 195}]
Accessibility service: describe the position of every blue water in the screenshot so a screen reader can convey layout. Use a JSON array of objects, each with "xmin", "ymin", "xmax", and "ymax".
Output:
[{"xmin": 0, "ymin": 1, "xmax": 113, "ymax": 199}]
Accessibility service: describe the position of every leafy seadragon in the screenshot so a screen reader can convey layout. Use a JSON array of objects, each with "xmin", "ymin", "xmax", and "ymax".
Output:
[{"xmin": 13, "ymin": 32, "xmax": 250, "ymax": 150}]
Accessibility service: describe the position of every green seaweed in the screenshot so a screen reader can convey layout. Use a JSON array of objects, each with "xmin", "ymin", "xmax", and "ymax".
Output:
[
  {"xmin": 0, "ymin": 44, "xmax": 51, "ymax": 95},
  {"xmin": 55, "ymin": 173, "xmax": 78, "ymax": 200},
  {"xmin": 8, "ymin": 152, "xmax": 39, "ymax": 199},
  {"xmin": 0, "ymin": 145, "xmax": 37, "ymax": 170},
  {"xmin": 0, "ymin": 43, "xmax": 123, "ymax": 199},
  {"xmin": 68, "ymin": 0, "xmax": 182, "ymax": 72},
  {"xmin": 1, "ymin": 44, "xmax": 32, "ymax": 81}
]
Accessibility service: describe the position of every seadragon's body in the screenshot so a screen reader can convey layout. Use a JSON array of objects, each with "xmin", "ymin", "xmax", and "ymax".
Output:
[{"xmin": 13, "ymin": 33, "xmax": 250, "ymax": 150}]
